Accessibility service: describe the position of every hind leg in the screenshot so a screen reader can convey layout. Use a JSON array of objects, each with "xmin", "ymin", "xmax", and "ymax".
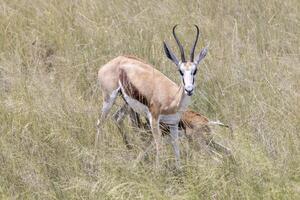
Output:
[
  {"xmin": 113, "ymin": 104, "xmax": 134, "ymax": 149},
  {"xmin": 95, "ymin": 88, "xmax": 120, "ymax": 148},
  {"xmin": 128, "ymin": 108, "xmax": 142, "ymax": 128}
]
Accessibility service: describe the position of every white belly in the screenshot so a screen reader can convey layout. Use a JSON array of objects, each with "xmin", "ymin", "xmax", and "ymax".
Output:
[
  {"xmin": 119, "ymin": 82, "xmax": 181, "ymax": 125},
  {"xmin": 123, "ymin": 95, "xmax": 181, "ymax": 125},
  {"xmin": 119, "ymin": 82, "xmax": 150, "ymax": 116},
  {"xmin": 124, "ymin": 94, "xmax": 150, "ymax": 115}
]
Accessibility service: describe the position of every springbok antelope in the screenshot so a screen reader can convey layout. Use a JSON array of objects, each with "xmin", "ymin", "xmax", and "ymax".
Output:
[
  {"xmin": 97, "ymin": 25, "xmax": 208, "ymax": 167},
  {"xmin": 175, "ymin": 110, "xmax": 232, "ymax": 158},
  {"xmin": 114, "ymin": 104, "xmax": 232, "ymax": 159}
]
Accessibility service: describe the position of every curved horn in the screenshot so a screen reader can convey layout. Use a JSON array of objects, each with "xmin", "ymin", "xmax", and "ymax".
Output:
[
  {"xmin": 172, "ymin": 25, "xmax": 186, "ymax": 62},
  {"xmin": 190, "ymin": 25, "xmax": 200, "ymax": 62}
]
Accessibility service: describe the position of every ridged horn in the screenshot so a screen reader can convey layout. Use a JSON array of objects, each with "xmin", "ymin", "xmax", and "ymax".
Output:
[
  {"xmin": 190, "ymin": 25, "xmax": 200, "ymax": 62},
  {"xmin": 172, "ymin": 25, "xmax": 186, "ymax": 62}
]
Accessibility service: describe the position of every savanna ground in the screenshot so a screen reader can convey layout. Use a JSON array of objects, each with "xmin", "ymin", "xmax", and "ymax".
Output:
[{"xmin": 0, "ymin": 0, "xmax": 299, "ymax": 199}]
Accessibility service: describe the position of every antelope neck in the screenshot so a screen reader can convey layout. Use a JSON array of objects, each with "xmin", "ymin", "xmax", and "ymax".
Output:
[{"xmin": 170, "ymin": 83, "xmax": 191, "ymax": 113}]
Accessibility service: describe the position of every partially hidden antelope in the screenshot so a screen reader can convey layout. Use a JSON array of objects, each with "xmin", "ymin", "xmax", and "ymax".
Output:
[
  {"xmin": 114, "ymin": 104, "xmax": 233, "ymax": 161},
  {"xmin": 97, "ymin": 25, "xmax": 208, "ymax": 167}
]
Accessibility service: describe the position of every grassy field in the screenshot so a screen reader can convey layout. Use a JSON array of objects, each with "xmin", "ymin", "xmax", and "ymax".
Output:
[{"xmin": 0, "ymin": 0, "xmax": 299, "ymax": 199}]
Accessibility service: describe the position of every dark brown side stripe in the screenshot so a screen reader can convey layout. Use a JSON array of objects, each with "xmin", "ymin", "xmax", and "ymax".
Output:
[{"xmin": 119, "ymin": 69, "xmax": 149, "ymax": 107}]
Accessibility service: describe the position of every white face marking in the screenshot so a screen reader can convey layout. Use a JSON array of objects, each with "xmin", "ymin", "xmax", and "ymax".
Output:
[{"xmin": 179, "ymin": 63, "xmax": 197, "ymax": 96}]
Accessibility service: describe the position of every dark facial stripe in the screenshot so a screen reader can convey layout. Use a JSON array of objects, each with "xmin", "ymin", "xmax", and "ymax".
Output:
[
  {"xmin": 193, "ymin": 68, "xmax": 197, "ymax": 75},
  {"xmin": 179, "ymin": 70, "xmax": 184, "ymax": 76}
]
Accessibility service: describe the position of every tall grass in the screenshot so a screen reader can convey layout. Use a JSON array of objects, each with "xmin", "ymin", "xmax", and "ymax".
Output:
[{"xmin": 0, "ymin": 0, "xmax": 299, "ymax": 199}]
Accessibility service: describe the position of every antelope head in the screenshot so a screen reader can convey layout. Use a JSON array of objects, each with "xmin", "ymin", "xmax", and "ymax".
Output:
[{"xmin": 163, "ymin": 25, "xmax": 208, "ymax": 96}]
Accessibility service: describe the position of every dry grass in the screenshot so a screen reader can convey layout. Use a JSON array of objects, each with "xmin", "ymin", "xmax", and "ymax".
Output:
[{"xmin": 0, "ymin": 0, "xmax": 299, "ymax": 199}]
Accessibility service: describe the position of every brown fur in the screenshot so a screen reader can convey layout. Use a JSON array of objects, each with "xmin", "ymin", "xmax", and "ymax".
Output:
[
  {"xmin": 179, "ymin": 111, "xmax": 212, "ymax": 141},
  {"xmin": 123, "ymin": 55, "xmax": 153, "ymax": 66},
  {"xmin": 97, "ymin": 55, "xmax": 191, "ymax": 167},
  {"xmin": 180, "ymin": 110, "xmax": 210, "ymax": 129},
  {"xmin": 132, "ymin": 109, "xmax": 211, "ymax": 137},
  {"xmin": 129, "ymin": 109, "xmax": 232, "ymax": 158},
  {"xmin": 119, "ymin": 68, "xmax": 149, "ymax": 106}
]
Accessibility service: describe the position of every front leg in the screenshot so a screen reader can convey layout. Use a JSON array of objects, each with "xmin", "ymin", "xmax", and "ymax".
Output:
[
  {"xmin": 169, "ymin": 123, "xmax": 181, "ymax": 168},
  {"xmin": 148, "ymin": 113, "xmax": 162, "ymax": 169}
]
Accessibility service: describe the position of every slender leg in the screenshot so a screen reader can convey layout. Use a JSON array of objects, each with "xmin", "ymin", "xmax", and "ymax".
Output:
[
  {"xmin": 133, "ymin": 140, "xmax": 155, "ymax": 168},
  {"xmin": 149, "ymin": 114, "xmax": 162, "ymax": 169},
  {"xmin": 113, "ymin": 104, "xmax": 133, "ymax": 149},
  {"xmin": 208, "ymin": 140, "xmax": 235, "ymax": 162},
  {"xmin": 95, "ymin": 88, "xmax": 120, "ymax": 148},
  {"xmin": 169, "ymin": 123, "xmax": 181, "ymax": 168},
  {"xmin": 128, "ymin": 108, "xmax": 142, "ymax": 128}
]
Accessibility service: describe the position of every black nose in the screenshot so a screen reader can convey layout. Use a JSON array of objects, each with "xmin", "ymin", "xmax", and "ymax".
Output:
[{"xmin": 185, "ymin": 89, "xmax": 193, "ymax": 96}]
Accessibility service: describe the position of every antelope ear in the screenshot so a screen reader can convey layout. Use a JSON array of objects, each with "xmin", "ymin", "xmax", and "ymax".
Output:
[
  {"xmin": 194, "ymin": 46, "xmax": 208, "ymax": 65},
  {"xmin": 163, "ymin": 41, "xmax": 179, "ymax": 66}
]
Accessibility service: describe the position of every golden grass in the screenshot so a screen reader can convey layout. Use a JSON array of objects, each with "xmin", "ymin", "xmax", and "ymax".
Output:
[{"xmin": 0, "ymin": 0, "xmax": 299, "ymax": 199}]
